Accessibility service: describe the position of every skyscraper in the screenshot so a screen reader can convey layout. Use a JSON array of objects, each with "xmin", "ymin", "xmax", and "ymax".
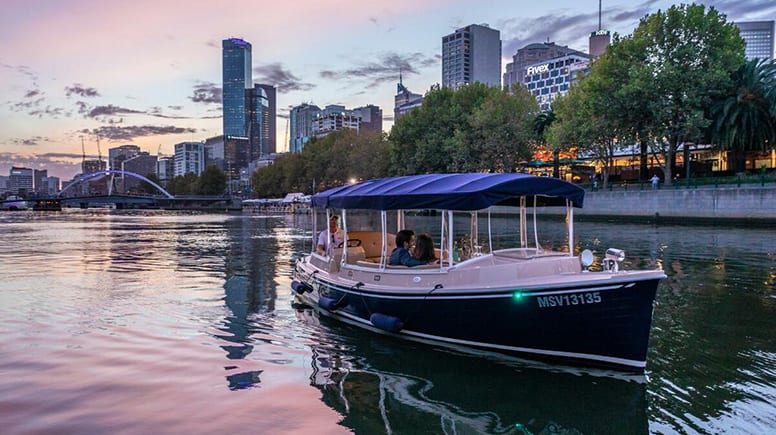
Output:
[
  {"xmin": 442, "ymin": 24, "xmax": 501, "ymax": 89},
  {"xmin": 394, "ymin": 75, "xmax": 423, "ymax": 121},
  {"xmin": 289, "ymin": 103, "xmax": 321, "ymax": 153},
  {"xmin": 735, "ymin": 21, "xmax": 774, "ymax": 61},
  {"xmin": 222, "ymin": 38, "xmax": 253, "ymax": 137},
  {"xmin": 247, "ymin": 84, "xmax": 277, "ymax": 159}
]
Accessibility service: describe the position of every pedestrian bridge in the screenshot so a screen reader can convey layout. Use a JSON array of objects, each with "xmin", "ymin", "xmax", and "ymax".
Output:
[{"xmin": 58, "ymin": 170, "xmax": 174, "ymax": 199}]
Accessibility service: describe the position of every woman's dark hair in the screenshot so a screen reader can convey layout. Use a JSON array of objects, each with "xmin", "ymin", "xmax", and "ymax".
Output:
[{"xmin": 413, "ymin": 233, "xmax": 436, "ymax": 263}]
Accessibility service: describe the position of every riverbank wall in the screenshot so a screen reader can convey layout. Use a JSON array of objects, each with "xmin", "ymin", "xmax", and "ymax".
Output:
[{"xmin": 527, "ymin": 186, "xmax": 776, "ymax": 226}]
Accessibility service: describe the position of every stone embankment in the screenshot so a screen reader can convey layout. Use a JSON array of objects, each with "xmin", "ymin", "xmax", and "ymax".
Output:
[{"xmin": 533, "ymin": 185, "xmax": 776, "ymax": 226}]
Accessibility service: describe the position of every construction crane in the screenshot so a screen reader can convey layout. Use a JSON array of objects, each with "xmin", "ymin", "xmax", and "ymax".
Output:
[{"xmin": 96, "ymin": 136, "xmax": 103, "ymax": 169}]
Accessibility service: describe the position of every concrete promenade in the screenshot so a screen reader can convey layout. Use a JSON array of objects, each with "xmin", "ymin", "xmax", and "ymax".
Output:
[{"xmin": 525, "ymin": 184, "xmax": 776, "ymax": 225}]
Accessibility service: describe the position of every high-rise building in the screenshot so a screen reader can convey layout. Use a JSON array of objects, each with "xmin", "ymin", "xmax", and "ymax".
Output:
[
  {"xmin": 8, "ymin": 167, "xmax": 33, "ymax": 196},
  {"xmin": 247, "ymin": 84, "xmax": 277, "ymax": 159},
  {"xmin": 588, "ymin": 0, "xmax": 610, "ymax": 58},
  {"xmin": 81, "ymin": 159, "xmax": 106, "ymax": 175},
  {"xmin": 174, "ymin": 142, "xmax": 205, "ymax": 176},
  {"xmin": 157, "ymin": 157, "xmax": 175, "ymax": 183},
  {"xmin": 503, "ymin": 42, "xmax": 584, "ymax": 91},
  {"xmin": 44, "ymin": 176, "xmax": 60, "ymax": 196},
  {"xmin": 352, "ymin": 104, "xmax": 382, "ymax": 133},
  {"xmin": 312, "ymin": 105, "xmax": 360, "ymax": 138},
  {"xmin": 108, "ymin": 144, "xmax": 141, "ymax": 171},
  {"xmin": 121, "ymin": 153, "xmax": 157, "ymax": 193},
  {"xmin": 442, "ymin": 24, "xmax": 501, "ymax": 89},
  {"xmin": 589, "ymin": 30, "xmax": 610, "ymax": 58},
  {"xmin": 735, "ymin": 21, "xmax": 774, "ymax": 61},
  {"xmin": 394, "ymin": 76, "xmax": 423, "ymax": 121},
  {"xmin": 203, "ymin": 135, "xmax": 250, "ymax": 181},
  {"xmin": 33, "ymin": 169, "xmax": 47, "ymax": 194},
  {"xmin": 523, "ymin": 52, "xmax": 591, "ymax": 111},
  {"xmin": 222, "ymin": 38, "xmax": 253, "ymax": 137},
  {"xmin": 289, "ymin": 103, "xmax": 321, "ymax": 153}
]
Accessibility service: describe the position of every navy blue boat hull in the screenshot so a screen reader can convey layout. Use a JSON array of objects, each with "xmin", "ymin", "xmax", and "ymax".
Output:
[{"xmin": 303, "ymin": 276, "xmax": 661, "ymax": 372}]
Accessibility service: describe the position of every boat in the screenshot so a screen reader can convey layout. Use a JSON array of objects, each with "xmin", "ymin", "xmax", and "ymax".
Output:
[
  {"xmin": 1, "ymin": 195, "xmax": 29, "ymax": 211},
  {"xmin": 292, "ymin": 173, "xmax": 666, "ymax": 372}
]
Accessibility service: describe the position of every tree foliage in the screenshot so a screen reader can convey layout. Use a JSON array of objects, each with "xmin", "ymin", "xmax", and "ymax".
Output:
[
  {"xmin": 550, "ymin": 4, "xmax": 745, "ymax": 185},
  {"xmin": 710, "ymin": 58, "xmax": 776, "ymax": 172},
  {"xmin": 389, "ymin": 83, "xmax": 538, "ymax": 174},
  {"xmin": 198, "ymin": 165, "xmax": 227, "ymax": 195},
  {"xmin": 250, "ymin": 129, "xmax": 390, "ymax": 198}
]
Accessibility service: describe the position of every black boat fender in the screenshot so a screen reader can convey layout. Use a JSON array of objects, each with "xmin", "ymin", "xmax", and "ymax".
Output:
[
  {"xmin": 318, "ymin": 296, "xmax": 344, "ymax": 311},
  {"xmin": 370, "ymin": 313, "xmax": 404, "ymax": 332},
  {"xmin": 291, "ymin": 280, "xmax": 313, "ymax": 294}
]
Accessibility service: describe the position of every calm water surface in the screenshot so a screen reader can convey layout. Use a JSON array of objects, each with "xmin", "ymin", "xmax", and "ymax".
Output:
[{"xmin": 0, "ymin": 210, "xmax": 774, "ymax": 434}]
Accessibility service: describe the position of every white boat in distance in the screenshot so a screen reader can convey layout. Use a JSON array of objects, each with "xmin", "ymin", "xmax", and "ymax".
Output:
[{"xmin": 292, "ymin": 173, "xmax": 666, "ymax": 372}]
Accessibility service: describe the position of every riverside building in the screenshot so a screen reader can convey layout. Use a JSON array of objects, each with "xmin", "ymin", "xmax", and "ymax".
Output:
[
  {"xmin": 442, "ymin": 24, "xmax": 501, "ymax": 89},
  {"xmin": 734, "ymin": 21, "xmax": 775, "ymax": 61},
  {"xmin": 523, "ymin": 52, "xmax": 591, "ymax": 111},
  {"xmin": 503, "ymin": 42, "xmax": 583, "ymax": 91}
]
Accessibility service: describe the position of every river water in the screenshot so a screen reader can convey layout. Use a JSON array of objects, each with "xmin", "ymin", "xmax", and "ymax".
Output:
[{"xmin": 0, "ymin": 210, "xmax": 773, "ymax": 434}]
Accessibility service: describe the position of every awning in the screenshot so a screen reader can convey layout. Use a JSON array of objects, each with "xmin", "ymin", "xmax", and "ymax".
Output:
[{"xmin": 311, "ymin": 173, "xmax": 585, "ymax": 211}]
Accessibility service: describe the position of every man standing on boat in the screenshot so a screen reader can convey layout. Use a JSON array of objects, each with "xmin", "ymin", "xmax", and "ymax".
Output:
[{"xmin": 317, "ymin": 215, "xmax": 344, "ymax": 255}]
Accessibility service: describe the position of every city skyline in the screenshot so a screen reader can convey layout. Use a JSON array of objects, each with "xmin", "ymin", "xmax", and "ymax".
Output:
[{"xmin": 2, "ymin": 0, "xmax": 774, "ymax": 180}]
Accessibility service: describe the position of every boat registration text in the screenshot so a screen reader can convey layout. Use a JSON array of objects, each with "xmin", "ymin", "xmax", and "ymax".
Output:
[{"xmin": 536, "ymin": 292, "xmax": 602, "ymax": 308}]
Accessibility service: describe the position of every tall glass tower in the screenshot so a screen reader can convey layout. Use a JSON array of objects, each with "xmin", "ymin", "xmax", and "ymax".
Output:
[{"xmin": 222, "ymin": 38, "xmax": 252, "ymax": 137}]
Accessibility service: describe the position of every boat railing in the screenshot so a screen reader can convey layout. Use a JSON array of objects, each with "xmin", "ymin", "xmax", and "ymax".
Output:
[{"xmin": 492, "ymin": 248, "xmax": 571, "ymax": 260}]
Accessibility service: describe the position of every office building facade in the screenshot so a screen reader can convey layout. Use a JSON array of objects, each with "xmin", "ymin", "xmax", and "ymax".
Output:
[
  {"xmin": 222, "ymin": 38, "xmax": 253, "ymax": 137},
  {"xmin": 121, "ymin": 153, "xmax": 157, "ymax": 193},
  {"xmin": 352, "ymin": 104, "xmax": 383, "ymax": 133},
  {"xmin": 157, "ymin": 157, "xmax": 175, "ymax": 183},
  {"xmin": 247, "ymin": 84, "xmax": 277, "ymax": 159},
  {"xmin": 8, "ymin": 167, "xmax": 33, "ymax": 195},
  {"xmin": 394, "ymin": 79, "xmax": 423, "ymax": 121},
  {"xmin": 442, "ymin": 24, "xmax": 501, "ymax": 89},
  {"xmin": 108, "ymin": 144, "xmax": 141, "ymax": 171},
  {"xmin": 289, "ymin": 103, "xmax": 321, "ymax": 153},
  {"xmin": 312, "ymin": 105, "xmax": 360, "ymax": 138},
  {"xmin": 523, "ymin": 53, "xmax": 591, "ymax": 111},
  {"xmin": 735, "ymin": 21, "xmax": 775, "ymax": 61},
  {"xmin": 174, "ymin": 142, "xmax": 205, "ymax": 176},
  {"xmin": 504, "ymin": 42, "xmax": 584, "ymax": 91}
]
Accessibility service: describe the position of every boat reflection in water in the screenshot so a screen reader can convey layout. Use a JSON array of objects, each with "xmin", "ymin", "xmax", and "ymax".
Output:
[{"xmin": 297, "ymin": 308, "xmax": 649, "ymax": 434}]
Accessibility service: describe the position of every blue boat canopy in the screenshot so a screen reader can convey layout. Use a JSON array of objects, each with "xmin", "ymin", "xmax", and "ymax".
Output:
[{"xmin": 312, "ymin": 173, "xmax": 585, "ymax": 211}]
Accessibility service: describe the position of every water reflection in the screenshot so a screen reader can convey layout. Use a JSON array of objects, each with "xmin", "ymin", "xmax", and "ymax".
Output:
[{"xmin": 296, "ymin": 307, "xmax": 648, "ymax": 434}]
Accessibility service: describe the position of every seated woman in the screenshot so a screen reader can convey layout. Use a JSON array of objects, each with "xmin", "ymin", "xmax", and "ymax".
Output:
[
  {"xmin": 389, "ymin": 229, "xmax": 427, "ymax": 267},
  {"xmin": 412, "ymin": 233, "xmax": 436, "ymax": 264}
]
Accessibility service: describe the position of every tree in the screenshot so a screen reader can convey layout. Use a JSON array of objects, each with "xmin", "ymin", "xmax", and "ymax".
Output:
[
  {"xmin": 198, "ymin": 165, "xmax": 227, "ymax": 195},
  {"xmin": 390, "ymin": 83, "xmax": 538, "ymax": 174},
  {"xmin": 166, "ymin": 172, "xmax": 199, "ymax": 195},
  {"xmin": 623, "ymin": 4, "xmax": 745, "ymax": 184},
  {"xmin": 534, "ymin": 110, "xmax": 559, "ymax": 177},
  {"xmin": 710, "ymin": 58, "xmax": 776, "ymax": 173}
]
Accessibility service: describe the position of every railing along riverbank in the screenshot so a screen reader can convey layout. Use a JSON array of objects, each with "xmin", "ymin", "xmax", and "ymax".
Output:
[{"xmin": 498, "ymin": 175, "xmax": 776, "ymax": 226}]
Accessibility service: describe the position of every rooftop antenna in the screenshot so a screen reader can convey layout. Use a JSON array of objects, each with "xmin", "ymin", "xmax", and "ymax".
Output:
[
  {"xmin": 598, "ymin": 0, "xmax": 602, "ymax": 31},
  {"xmin": 80, "ymin": 136, "xmax": 86, "ymax": 165}
]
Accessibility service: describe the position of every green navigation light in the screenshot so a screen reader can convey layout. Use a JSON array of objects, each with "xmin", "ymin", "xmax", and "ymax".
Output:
[{"xmin": 512, "ymin": 291, "xmax": 524, "ymax": 302}]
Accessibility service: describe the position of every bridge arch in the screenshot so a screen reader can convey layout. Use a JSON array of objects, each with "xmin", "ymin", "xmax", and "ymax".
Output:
[{"xmin": 58, "ymin": 170, "xmax": 175, "ymax": 199}]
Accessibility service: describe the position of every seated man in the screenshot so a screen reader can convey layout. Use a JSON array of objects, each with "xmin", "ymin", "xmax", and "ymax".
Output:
[
  {"xmin": 317, "ymin": 215, "xmax": 344, "ymax": 255},
  {"xmin": 389, "ymin": 229, "xmax": 427, "ymax": 267}
]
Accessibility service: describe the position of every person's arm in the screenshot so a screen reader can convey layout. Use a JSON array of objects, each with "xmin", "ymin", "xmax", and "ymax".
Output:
[
  {"xmin": 395, "ymin": 248, "xmax": 426, "ymax": 266},
  {"xmin": 317, "ymin": 231, "xmax": 327, "ymax": 254}
]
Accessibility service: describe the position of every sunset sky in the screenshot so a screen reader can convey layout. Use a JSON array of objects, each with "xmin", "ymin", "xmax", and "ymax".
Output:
[{"xmin": 1, "ymin": 0, "xmax": 774, "ymax": 180}]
